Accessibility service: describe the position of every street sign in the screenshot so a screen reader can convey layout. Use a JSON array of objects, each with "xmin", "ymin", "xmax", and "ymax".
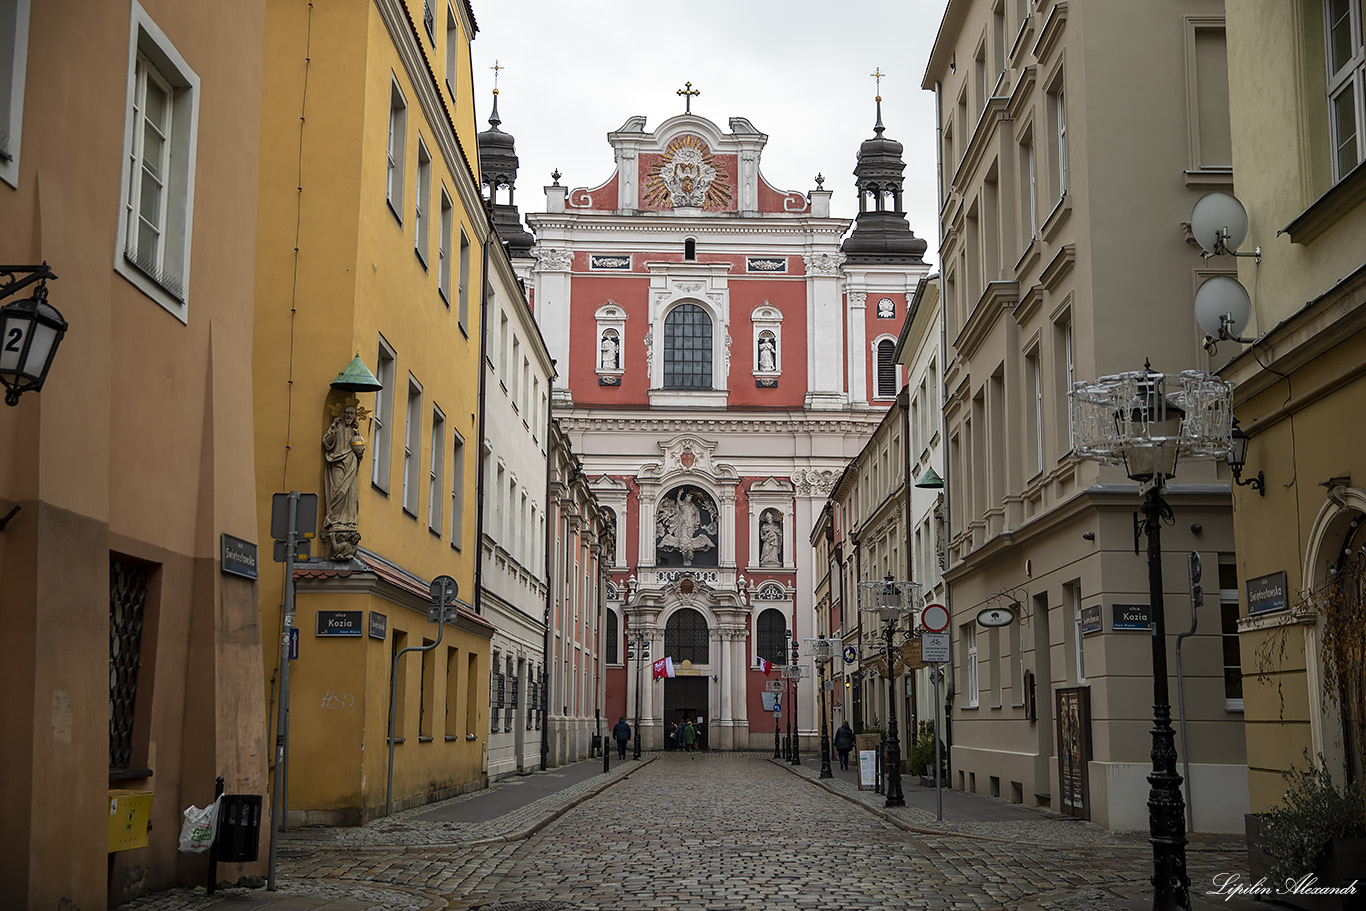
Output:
[
  {"xmin": 316, "ymin": 610, "xmax": 363, "ymax": 636},
  {"xmin": 977, "ymin": 606, "xmax": 1014, "ymax": 627},
  {"xmin": 765, "ymin": 680, "xmax": 784, "ymax": 693},
  {"xmin": 843, "ymin": 645, "xmax": 857, "ymax": 664},
  {"xmin": 288, "ymin": 627, "xmax": 299, "ymax": 660},
  {"xmin": 1113, "ymin": 603, "xmax": 1153, "ymax": 630},
  {"xmin": 270, "ymin": 492, "xmax": 318, "ymax": 541},
  {"xmin": 922, "ymin": 603, "xmax": 950, "ymax": 633},
  {"xmin": 921, "ymin": 632, "xmax": 950, "ymax": 663},
  {"xmin": 429, "ymin": 574, "xmax": 458, "ymax": 604}
]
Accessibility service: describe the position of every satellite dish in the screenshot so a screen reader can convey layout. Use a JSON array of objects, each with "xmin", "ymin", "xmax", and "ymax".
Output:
[
  {"xmin": 1194, "ymin": 274, "xmax": 1252, "ymax": 339},
  {"xmin": 1191, "ymin": 192, "xmax": 1249, "ymax": 256}
]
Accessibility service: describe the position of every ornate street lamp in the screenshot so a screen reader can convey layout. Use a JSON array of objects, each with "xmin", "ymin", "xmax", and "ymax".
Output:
[
  {"xmin": 859, "ymin": 575, "xmax": 924, "ymax": 808},
  {"xmin": 1071, "ymin": 363, "xmax": 1233, "ymax": 911},
  {"xmin": 0, "ymin": 264, "xmax": 66, "ymax": 406},
  {"xmin": 626, "ymin": 634, "xmax": 648, "ymax": 760},
  {"xmin": 788, "ymin": 638, "xmax": 801, "ymax": 765},
  {"xmin": 806, "ymin": 637, "xmax": 840, "ymax": 779}
]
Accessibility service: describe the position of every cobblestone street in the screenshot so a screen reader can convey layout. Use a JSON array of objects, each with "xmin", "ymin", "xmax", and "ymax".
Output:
[{"xmin": 122, "ymin": 754, "xmax": 1260, "ymax": 911}]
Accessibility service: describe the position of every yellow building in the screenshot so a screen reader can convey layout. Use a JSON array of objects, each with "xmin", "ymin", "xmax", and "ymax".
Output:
[
  {"xmin": 253, "ymin": 0, "xmax": 493, "ymax": 825},
  {"xmin": 1222, "ymin": 0, "xmax": 1366, "ymax": 809},
  {"xmin": 0, "ymin": 1, "xmax": 269, "ymax": 907}
]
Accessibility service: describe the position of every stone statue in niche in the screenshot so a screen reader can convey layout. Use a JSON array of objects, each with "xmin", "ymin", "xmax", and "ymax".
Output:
[
  {"xmin": 322, "ymin": 397, "xmax": 369, "ymax": 560},
  {"xmin": 656, "ymin": 486, "xmax": 719, "ymax": 566},
  {"xmin": 758, "ymin": 334, "xmax": 776, "ymax": 372},
  {"xmin": 600, "ymin": 331, "xmax": 620, "ymax": 370},
  {"xmin": 759, "ymin": 510, "xmax": 782, "ymax": 566}
]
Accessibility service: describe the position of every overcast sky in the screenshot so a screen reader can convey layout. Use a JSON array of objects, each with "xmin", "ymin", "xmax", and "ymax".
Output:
[{"xmin": 469, "ymin": 0, "xmax": 951, "ymax": 269}]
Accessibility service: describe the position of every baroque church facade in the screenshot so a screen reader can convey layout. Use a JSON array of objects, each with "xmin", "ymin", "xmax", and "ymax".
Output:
[{"xmin": 500, "ymin": 98, "xmax": 929, "ymax": 751}]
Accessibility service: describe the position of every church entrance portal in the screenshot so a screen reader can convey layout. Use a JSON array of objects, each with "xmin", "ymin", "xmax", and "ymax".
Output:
[{"xmin": 664, "ymin": 675, "xmax": 709, "ymax": 751}]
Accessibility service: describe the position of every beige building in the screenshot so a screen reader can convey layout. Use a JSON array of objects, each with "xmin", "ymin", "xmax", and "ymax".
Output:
[
  {"xmin": 0, "ymin": 2, "xmax": 269, "ymax": 907},
  {"xmin": 922, "ymin": 0, "xmax": 1248, "ymax": 830},
  {"xmin": 1221, "ymin": 0, "xmax": 1366, "ymax": 809}
]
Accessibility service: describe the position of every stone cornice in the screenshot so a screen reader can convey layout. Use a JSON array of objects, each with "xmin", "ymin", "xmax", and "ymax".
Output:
[
  {"xmin": 954, "ymin": 280, "xmax": 1019, "ymax": 360},
  {"xmin": 556, "ymin": 412, "xmax": 888, "ymax": 435},
  {"xmin": 525, "ymin": 215, "xmax": 850, "ymax": 239}
]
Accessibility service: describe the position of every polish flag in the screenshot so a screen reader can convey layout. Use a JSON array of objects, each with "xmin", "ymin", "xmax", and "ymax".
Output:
[
  {"xmin": 758, "ymin": 657, "xmax": 773, "ymax": 676},
  {"xmin": 652, "ymin": 657, "xmax": 676, "ymax": 680}
]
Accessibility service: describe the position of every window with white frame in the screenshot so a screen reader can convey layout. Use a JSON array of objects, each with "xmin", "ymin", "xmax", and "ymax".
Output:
[
  {"xmin": 874, "ymin": 337, "xmax": 899, "ymax": 399},
  {"xmin": 1327, "ymin": 0, "xmax": 1366, "ymax": 179},
  {"xmin": 422, "ymin": 0, "xmax": 435, "ymax": 43},
  {"xmin": 450, "ymin": 430, "xmax": 464, "ymax": 549},
  {"xmin": 414, "ymin": 139, "xmax": 431, "ymax": 264},
  {"xmin": 1048, "ymin": 78, "xmax": 1067, "ymax": 199},
  {"xmin": 438, "ymin": 187, "xmax": 452, "ymax": 303},
  {"xmin": 1019, "ymin": 125, "xmax": 1037, "ymax": 248},
  {"xmin": 117, "ymin": 4, "xmax": 200, "ymax": 320},
  {"xmin": 0, "ymin": 0, "xmax": 31, "ymax": 189},
  {"xmin": 372, "ymin": 337, "xmax": 396, "ymax": 492},
  {"xmin": 402, "ymin": 376, "xmax": 422, "ymax": 516},
  {"xmin": 428, "ymin": 407, "xmax": 444, "ymax": 533},
  {"xmin": 1025, "ymin": 345, "xmax": 1043, "ymax": 476},
  {"xmin": 965, "ymin": 625, "xmax": 980, "ymax": 706},
  {"xmin": 386, "ymin": 77, "xmax": 406, "ymax": 219},
  {"xmin": 510, "ymin": 336, "xmax": 521, "ymax": 405},
  {"xmin": 444, "ymin": 5, "xmax": 458, "ymax": 97},
  {"xmin": 458, "ymin": 228, "xmax": 470, "ymax": 330},
  {"xmin": 1069, "ymin": 582, "xmax": 1085, "ymax": 683}
]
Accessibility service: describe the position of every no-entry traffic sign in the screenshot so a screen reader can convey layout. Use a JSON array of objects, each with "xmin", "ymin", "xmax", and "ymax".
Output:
[{"xmin": 922, "ymin": 603, "xmax": 950, "ymax": 633}]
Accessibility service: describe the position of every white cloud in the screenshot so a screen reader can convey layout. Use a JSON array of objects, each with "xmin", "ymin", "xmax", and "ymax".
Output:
[{"xmin": 470, "ymin": 0, "xmax": 950, "ymax": 268}]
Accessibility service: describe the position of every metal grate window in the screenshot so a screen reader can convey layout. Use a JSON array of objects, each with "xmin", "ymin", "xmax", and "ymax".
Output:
[
  {"xmin": 756, "ymin": 608, "xmax": 788, "ymax": 666},
  {"xmin": 606, "ymin": 609, "xmax": 619, "ymax": 664},
  {"xmin": 663, "ymin": 303, "xmax": 713, "ymax": 389},
  {"xmin": 665, "ymin": 607, "xmax": 710, "ymax": 664},
  {"xmin": 110, "ymin": 558, "xmax": 151, "ymax": 772}
]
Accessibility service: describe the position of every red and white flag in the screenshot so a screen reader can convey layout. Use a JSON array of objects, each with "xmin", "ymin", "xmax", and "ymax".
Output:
[
  {"xmin": 652, "ymin": 657, "xmax": 676, "ymax": 680},
  {"xmin": 758, "ymin": 657, "xmax": 773, "ymax": 676}
]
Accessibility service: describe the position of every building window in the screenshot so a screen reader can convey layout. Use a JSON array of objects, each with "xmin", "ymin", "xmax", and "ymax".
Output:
[
  {"xmin": 1220, "ymin": 556, "xmax": 1244, "ymax": 710},
  {"xmin": 756, "ymin": 608, "xmax": 787, "ymax": 666},
  {"xmin": 392, "ymin": 632, "xmax": 408, "ymax": 739},
  {"xmin": 965, "ymin": 625, "xmax": 980, "ymax": 707},
  {"xmin": 874, "ymin": 338, "xmax": 898, "ymax": 398},
  {"xmin": 665, "ymin": 607, "xmax": 710, "ymax": 665},
  {"xmin": 1048, "ymin": 79, "xmax": 1067, "ymax": 199},
  {"xmin": 444, "ymin": 645, "xmax": 460, "ymax": 737},
  {"xmin": 415, "ymin": 139, "xmax": 431, "ymax": 265},
  {"xmin": 450, "ymin": 431, "xmax": 464, "ymax": 549},
  {"xmin": 422, "ymin": 0, "xmax": 435, "ymax": 43},
  {"xmin": 445, "ymin": 5, "xmax": 458, "ymax": 97},
  {"xmin": 419, "ymin": 638, "xmax": 435, "ymax": 738},
  {"xmin": 372, "ymin": 337, "xmax": 396, "ymax": 492},
  {"xmin": 1069, "ymin": 582, "xmax": 1086, "ymax": 684},
  {"xmin": 110, "ymin": 557, "xmax": 153, "ymax": 772},
  {"xmin": 458, "ymin": 229, "xmax": 470, "ymax": 331},
  {"xmin": 1019, "ymin": 126, "xmax": 1037, "ymax": 247},
  {"xmin": 606, "ymin": 609, "xmax": 619, "ymax": 664},
  {"xmin": 0, "ymin": 0, "xmax": 31, "ymax": 189},
  {"xmin": 1025, "ymin": 346, "xmax": 1043, "ymax": 476},
  {"xmin": 116, "ymin": 4, "xmax": 200, "ymax": 321},
  {"xmin": 438, "ymin": 187, "xmax": 452, "ymax": 303},
  {"xmin": 1327, "ymin": 0, "xmax": 1366, "ymax": 178},
  {"xmin": 386, "ymin": 77, "xmax": 406, "ymax": 220},
  {"xmin": 428, "ymin": 407, "xmax": 445, "ymax": 533},
  {"xmin": 663, "ymin": 303, "xmax": 712, "ymax": 389},
  {"xmin": 402, "ymin": 376, "xmax": 422, "ymax": 516},
  {"xmin": 684, "ymin": 237, "xmax": 696, "ymax": 260}
]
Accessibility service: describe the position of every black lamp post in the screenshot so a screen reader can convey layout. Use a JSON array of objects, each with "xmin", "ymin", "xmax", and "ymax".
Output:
[
  {"xmin": 773, "ymin": 677, "xmax": 782, "ymax": 759},
  {"xmin": 629, "ymin": 634, "xmax": 646, "ymax": 760},
  {"xmin": 806, "ymin": 637, "xmax": 836, "ymax": 779},
  {"xmin": 0, "ymin": 264, "xmax": 66, "ymax": 406},
  {"xmin": 789, "ymin": 638, "xmax": 801, "ymax": 766},
  {"xmin": 880, "ymin": 576, "xmax": 906, "ymax": 807}
]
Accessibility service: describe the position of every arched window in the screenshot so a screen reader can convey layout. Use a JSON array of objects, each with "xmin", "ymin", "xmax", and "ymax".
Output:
[
  {"xmin": 756, "ymin": 608, "xmax": 787, "ymax": 666},
  {"xmin": 665, "ymin": 607, "xmax": 709, "ymax": 664},
  {"xmin": 606, "ymin": 609, "xmax": 619, "ymax": 664},
  {"xmin": 663, "ymin": 303, "xmax": 712, "ymax": 389},
  {"xmin": 875, "ymin": 338, "xmax": 898, "ymax": 398},
  {"xmin": 684, "ymin": 238, "xmax": 696, "ymax": 260}
]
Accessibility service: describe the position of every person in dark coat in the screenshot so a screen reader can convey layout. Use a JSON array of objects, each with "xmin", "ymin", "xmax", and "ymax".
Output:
[
  {"xmin": 834, "ymin": 721, "xmax": 855, "ymax": 770},
  {"xmin": 612, "ymin": 716, "xmax": 631, "ymax": 759}
]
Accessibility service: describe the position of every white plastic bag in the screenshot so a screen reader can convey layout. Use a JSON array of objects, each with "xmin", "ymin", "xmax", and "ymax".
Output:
[{"xmin": 178, "ymin": 796, "xmax": 221, "ymax": 853}]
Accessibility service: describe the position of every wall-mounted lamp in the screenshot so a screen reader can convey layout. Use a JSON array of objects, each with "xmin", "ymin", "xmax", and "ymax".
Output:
[
  {"xmin": 330, "ymin": 355, "xmax": 384, "ymax": 393},
  {"xmin": 1081, "ymin": 531, "xmax": 1096, "ymax": 541},
  {"xmin": 1228, "ymin": 419, "xmax": 1264, "ymax": 496},
  {"xmin": 0, "ymin": 264, "xmax": 66, "ymax": 406},
  {"xmin": 915, "ymin": 467, "xmax": 945, "ymax": 489}
]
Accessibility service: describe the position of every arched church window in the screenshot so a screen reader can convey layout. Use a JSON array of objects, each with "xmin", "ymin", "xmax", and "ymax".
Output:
[
  {"xmin": 665, "ymin": 607, "xmax": 709, "ymax": 664},
  {"xmin": 684, "ymin": 237, "xmax": 696, "ymax": 260},
  {"xmin": 655, "ymin": 485, "xmax": 719, "ymax": 567},
  {"xmin": 756, "ymin": 608, "xmax": 787, "ymax": 666},
  {"xmin": 663, "ymin": 303, "xmax": 712, "ymax": 389},
  {"xmin": 606, "ymin": 609, "xmax": 619, "ymax": 665},
  {"xmin": 875, "ymin": 338, "xmax": 898, "ymax": 398}
]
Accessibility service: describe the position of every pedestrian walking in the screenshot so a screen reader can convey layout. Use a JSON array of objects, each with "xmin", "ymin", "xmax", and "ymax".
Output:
[
  {"xmin": 612, "ymin": 716, "xmax": 631, "ymax": 759},
  {"xmin": 683, "ymin": 720, "xmax": 697, "ymax": 753},
  {"xmin": 834, "ymin": 721, "xmax": 855, "ymax": 770}
]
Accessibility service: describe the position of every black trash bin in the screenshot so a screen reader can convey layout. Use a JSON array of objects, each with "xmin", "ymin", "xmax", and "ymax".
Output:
[{"xmin": 214, "ymin": 794, "xmax": 262, "ymax": 863}]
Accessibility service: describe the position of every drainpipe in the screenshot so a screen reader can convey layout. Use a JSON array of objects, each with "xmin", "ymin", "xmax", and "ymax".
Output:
[
  {"xmin": 933, "ymin": 79, "xmax": 954, "ymax": 786},
  {"xmin": 899, "ymin": 388, "xmax": 916, "ymax": 742},
  {"xmin": 473, "ymin": 237, "xmax": 492, "ymax": 616},
  {"xmin": 542, "ymin": 400, "xmax": 555, "ymax": 771}
]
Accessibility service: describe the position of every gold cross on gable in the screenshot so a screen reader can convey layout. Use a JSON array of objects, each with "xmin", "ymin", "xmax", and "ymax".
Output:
[
  {"xmin": 491, "ymin": 59, "xmax": 504, "ymax": 93},
  {"xmin": 871, "ymin": 67, "xmax": 885, "ymax": 98},
  {"xmin": 677, "ymin": 81, "xmax": 700, "ymax": 114}
]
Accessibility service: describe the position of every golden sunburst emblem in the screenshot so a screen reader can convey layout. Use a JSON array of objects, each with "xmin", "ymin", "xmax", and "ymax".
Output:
[{"xmin": 644, "ymin": 135, "xmax": 733, "ymax": 210}]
